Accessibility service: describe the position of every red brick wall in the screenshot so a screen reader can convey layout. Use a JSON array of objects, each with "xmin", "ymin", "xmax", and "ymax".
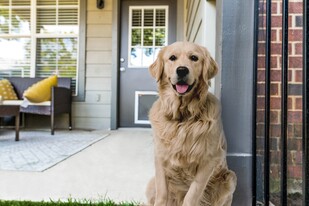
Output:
[{"xmin": 257, "ymin": 0, "xmax": 303, "ymax": 194}]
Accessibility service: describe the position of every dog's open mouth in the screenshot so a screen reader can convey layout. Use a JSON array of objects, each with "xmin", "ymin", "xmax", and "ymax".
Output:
[{"xmin": 172, "ymin": 81, "xmax": 195, "ymax": 95}]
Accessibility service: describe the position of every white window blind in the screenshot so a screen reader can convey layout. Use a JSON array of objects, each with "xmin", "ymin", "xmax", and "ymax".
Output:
[{"xmin": 0, "ymin": 0, "xmax": 79, "ymax": 95}]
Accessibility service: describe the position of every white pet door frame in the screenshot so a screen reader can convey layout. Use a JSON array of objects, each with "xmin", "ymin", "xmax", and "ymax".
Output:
[{"xmin": 134, "ymin": 91, "xmax": 158, "ymax": 124}]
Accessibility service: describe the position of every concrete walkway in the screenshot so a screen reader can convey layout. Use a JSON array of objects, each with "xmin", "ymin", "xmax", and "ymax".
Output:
[{"xmin": 0, "ymin": 128, "xmax": 154, "ymax": 204}]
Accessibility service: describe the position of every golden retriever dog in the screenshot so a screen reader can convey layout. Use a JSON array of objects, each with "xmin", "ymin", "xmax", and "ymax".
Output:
[{"xmin": 145, "ymin": 42, "xmax": 237, "ymax": 206}]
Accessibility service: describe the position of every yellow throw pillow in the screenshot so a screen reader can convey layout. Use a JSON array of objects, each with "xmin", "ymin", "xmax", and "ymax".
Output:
[
  {"xmin": 0, "ymin": 79, "xmax": 18, "ymax": 100},
  {"xmin": 23, "ymin": 75, "xmax": 58, "ymax": 103}
]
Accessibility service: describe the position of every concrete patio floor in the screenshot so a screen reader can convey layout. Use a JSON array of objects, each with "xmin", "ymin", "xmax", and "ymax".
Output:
[{"xmin": 0, "ymin": 128, "xmax": 154, "ymax": 204}]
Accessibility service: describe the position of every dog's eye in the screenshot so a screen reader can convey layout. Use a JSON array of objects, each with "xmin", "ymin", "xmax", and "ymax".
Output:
[
  {"xmin": 169, "ymin": 55, "xmax": 177, "ymax": 61},
  {"xmin": 190, "ymin": 55, "xmax": 199, "ymax": 62}
]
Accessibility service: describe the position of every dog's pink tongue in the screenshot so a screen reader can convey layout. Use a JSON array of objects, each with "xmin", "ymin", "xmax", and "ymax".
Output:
[{"xmin": 176, "ymin": 84, "xmax": 189, "ymax": 94}]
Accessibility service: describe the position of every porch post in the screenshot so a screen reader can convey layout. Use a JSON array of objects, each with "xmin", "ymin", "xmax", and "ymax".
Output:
[{"xmin": 217, "ymin": 0, "xmax": 254, "ymax": 205}]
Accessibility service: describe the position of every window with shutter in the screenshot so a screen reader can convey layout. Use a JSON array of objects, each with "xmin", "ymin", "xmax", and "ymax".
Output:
[{"xmin": 0, "ymin": 0, "xmax": 81, "ymax": 96}]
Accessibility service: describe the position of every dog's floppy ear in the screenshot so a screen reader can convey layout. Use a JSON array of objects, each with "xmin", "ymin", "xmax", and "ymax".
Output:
[
  {"xmin": 202, "ymin": 47, "xmax": 218, "ymax": 82},
  {"xmin": 149, "ymin": 47, "xmax": 165, "ymax": 81}
]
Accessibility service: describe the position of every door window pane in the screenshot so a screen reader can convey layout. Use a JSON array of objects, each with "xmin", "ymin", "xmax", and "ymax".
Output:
[
  {"xmin": 155, "ymin": 28, "xmax": 165, "ymax": 46},
  {"xmin": 129, "ymin": 6, "xmax": 168, "ymax": 68},
  {"xmin": 130, "ymin": 47, "xmax": 142, "ymax": 67},
  {"xmin": 142, "ymin": 48, "xmax": 154, "ymax": 67},
  {"xmin": 143, "ymin": 28, "xmax": 153, "ymax": 46},
  {"xmin": 132, "ymin": 9, "xmax": 142, "ymax": 27},
  {"xmin": 144, "ymin": 9, "xmax": 153, "ymax": 27},
  {"xmin": 156, "ymin": 9, "xmax": 166, "ymax": 26},
  {"xmin": 131, "ymin": 28, "xmax": 141, "ymax": 46}
]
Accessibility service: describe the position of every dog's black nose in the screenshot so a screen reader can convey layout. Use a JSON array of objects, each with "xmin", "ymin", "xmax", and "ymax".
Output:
[{"xmin": 176, "ymin": 67, "xmax": 189, "ymax": 78}]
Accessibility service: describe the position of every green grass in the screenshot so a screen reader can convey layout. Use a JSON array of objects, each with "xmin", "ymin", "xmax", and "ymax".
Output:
[{"xmin": 0, "ymin": 199, "xmax": 138, "ymax": 206}]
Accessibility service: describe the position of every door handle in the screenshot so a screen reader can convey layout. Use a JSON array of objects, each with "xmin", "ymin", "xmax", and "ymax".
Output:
[{"xmin": 120, "ymin": 67, "xmax": 126, "ymax": 72}]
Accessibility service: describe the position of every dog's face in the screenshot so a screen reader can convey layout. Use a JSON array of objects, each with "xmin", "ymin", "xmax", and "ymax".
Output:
[{"xmin": 149, "ymin": 42, "xmax": 218, "ymax": 96}]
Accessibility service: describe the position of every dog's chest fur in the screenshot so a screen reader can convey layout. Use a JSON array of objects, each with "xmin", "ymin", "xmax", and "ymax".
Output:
[
  {"xmin": 150, "ymin": 92, "xmax": 225, "ymax": 180},
  {"xmin": 151, "ymin": 113, "xmax": 221, "ymax": 202},
  {"xmin": 161, "ymin": 119, "xmax": 207, "ymax": 161}
]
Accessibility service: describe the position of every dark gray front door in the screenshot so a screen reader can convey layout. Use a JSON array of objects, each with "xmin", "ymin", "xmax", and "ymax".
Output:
[{"xmin": 119, "ymin": 0, "xmax": 177, "ymax": 127}]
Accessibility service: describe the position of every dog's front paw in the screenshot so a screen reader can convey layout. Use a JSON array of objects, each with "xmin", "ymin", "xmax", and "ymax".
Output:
[{"xmin": 223, "ymin": 170, "xmax": 237, "ymax": 192}]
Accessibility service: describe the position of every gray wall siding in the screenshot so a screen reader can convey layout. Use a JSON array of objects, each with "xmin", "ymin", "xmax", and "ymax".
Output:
[
  {"xmin": 186, "ymin": 0, "xmax": 203, "ymax": 43},
  {"xmin": 218, "ymin": 0, "xmax": 254, "ymax": 205},
  {"xmin": 72, "ymin": 0, "xmax": 113, "ymax": 130},
  {"xmin": 185, "ymin": 0, "xmax": 217, "ymax": 94},
  {"xmin": 185, "ymin": 0, "xmax": 216, "ymax": 55}
]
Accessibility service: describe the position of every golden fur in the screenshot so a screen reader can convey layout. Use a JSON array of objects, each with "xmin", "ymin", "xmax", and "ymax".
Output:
[{"xmin": 145, "ymin": 42, "xmax": 237, "ymax": 206}]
